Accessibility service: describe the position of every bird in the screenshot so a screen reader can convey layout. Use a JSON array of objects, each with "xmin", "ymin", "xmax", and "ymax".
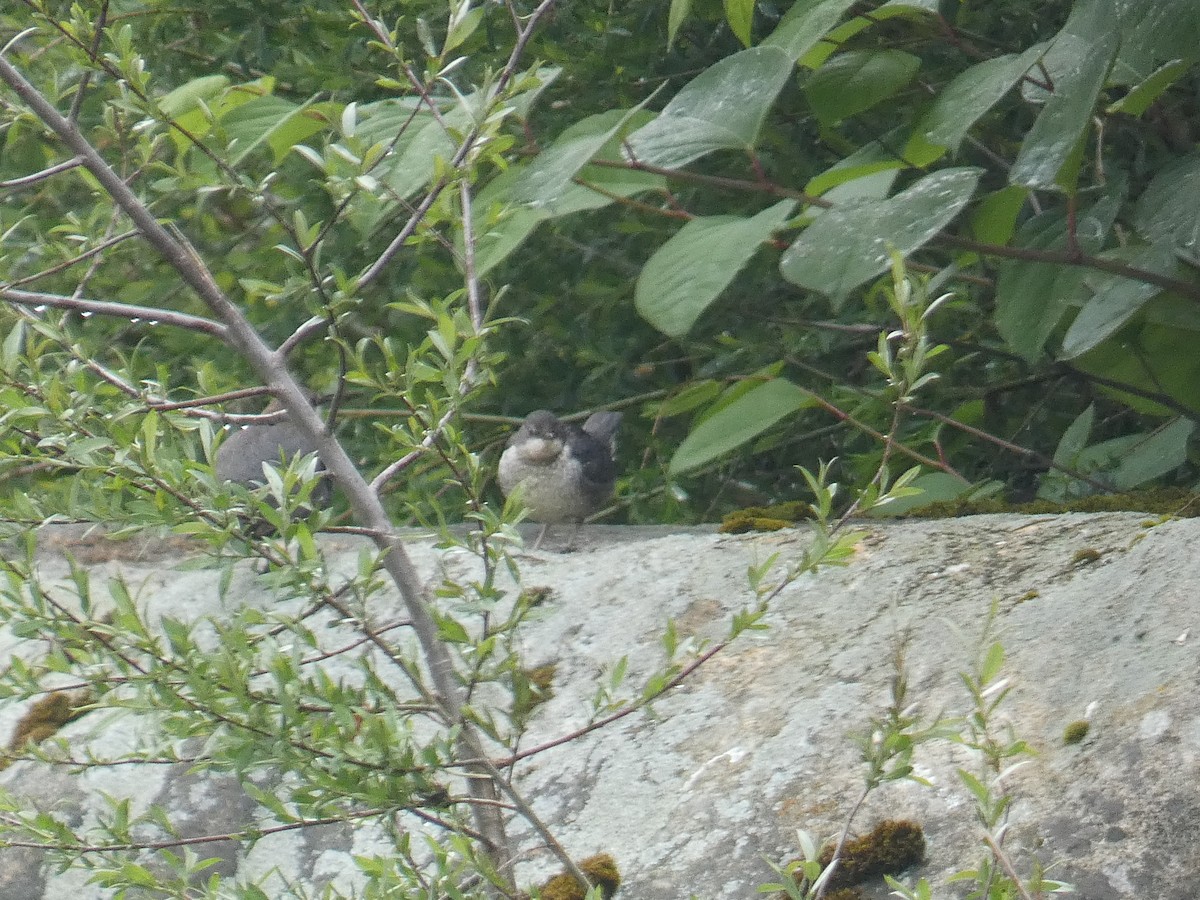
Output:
[
  {"xmin": 215, "ymin": 397, "xmax": 331, "ymax": 528},
  {"xmin": 498, "ymin": 409, "xmax": 622, "ymax": 549}
]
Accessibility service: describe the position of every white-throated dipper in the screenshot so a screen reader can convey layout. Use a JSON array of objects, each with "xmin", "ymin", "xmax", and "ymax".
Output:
[
  {"xmin": 498, "ymin": 409, "xmax": 621, "ymax": 547},
  {"xmin": 215, "ymin": 398, "xmax": 331, "ymax": 524}
]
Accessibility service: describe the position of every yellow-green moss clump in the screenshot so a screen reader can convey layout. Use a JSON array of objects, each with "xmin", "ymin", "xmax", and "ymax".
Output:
[
  {"xmin": 818, "ymin": 820, "xmax": 926, "ymax": 889},
  {"xmin": 904, "ymin": 488, "xmax": 1200, "ymax": 520},
  {"xmin": 721, "ymin": 489, "xmax": 1200, "ymax": 533},
  {"xmin": 0, "ymin": 691, "xmax": 90, "ymax": 771},
  {"xmin": 1063, "ymin": 720, "xmax": 1090, "ymax": 745},
  {"xmin": 720, "ymin": 502, "xmax": 810, "ymax": 533},
  {"xmin": 534, "ymin": 853, "xmax": 621, "ymax": 900}
]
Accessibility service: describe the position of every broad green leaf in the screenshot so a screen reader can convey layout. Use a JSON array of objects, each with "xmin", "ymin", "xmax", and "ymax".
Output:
[
  {"xmin": 1074, "ymin": 317, "xmax": 1200, "ymax": 416},
  {"xmin": 1, "ymin": 321, "xmax": 24, "ymax": 373},
  {"xmin": 625, "ymin": 47, "xmax": 792, "ymax": 169},
  {"xmin": 514, "ymin": 103, "xmax": 650, "ymax": 206},
  {"xmin": 805, "ymin": 123, "xmax": 943, "ymax": 198},
  {"xmin": 223, "ymin": 95, "xmax": 327, "ymax": 166},
  {"xmin": 995, "ymin": 192, "xmax": 1120, "ymax": 360},
  {"xmin": 1059, "ymin": 245, "xmax": 1177, "ymax": 358},
  {"xmin": 797, "ymin": 2, "xmax": 934, "ymax": 69},
  {"xmin": 1108, "ymin": 59, "xmax": 1191, "ymax": 116},
  {"xmin": 669, "ymin": 379, "xmax": 813, "ymax": 475},
  {"xmin": 866, "ymin": 472, "xmax": 980, "ymax": 517},
  {"xmin": 1111, "ymin": 418, "xmax": 1194, "ymax": 490},
  {"xmin": 921, "ymin": 44, "xmax": 1047, "ymax": 150},
  {"xmin": 1053, "ymin": 404, "xmax": 1093, "ymax": 468},
  {"xmin": 879, "ymin": 0, "xmax": 940, "ymax": 12},
  {"xmin": 805, "ymin": 50, "xmax": 921, "ymax": 125},
  {"xmin": 780, "ymin": 167, "xmax": 982, "ymax": 305},
  {"xmin": 508, "ymin": 66, "xmax": 561, "ymax": 121},
  {"xmin": 159, "ymin": 75, "xmax": 229, "ymax": 118},
  {"xmin": 968, "ymin": 185, "xmax": 1028, "ymax": 246},
  {"xmin": 1010, "ymin": 31, "xmax": 1117, "ymax": 190},
  {"xmin": 1110, "ymin": 0, "xmax": 1200, "ymax": 86},
  {"xmin": 1132, "ymin": 151, "xmax": 1200, "ymax": 247},
  {"xmin": 725, "ymin": 0, "xmax": 755, "ymax": 46},
  {"xmin": 470, "ymin": 110, "xmax": 662, "ymax": 275},
  {"xmin": 763, "ymin": 0, "xmax": 857, "ymax": 62},
  {"xmin": 355, "ymin": 101, "xmax": 462, "ymax": 200},
  {"xmin": 381, "ymin": 119, "xmax": 458, "ymax": 199},
  {"xmin": 636, "ymin": 200, "xmax": 796, "ymax": 337},
  {"xmin": 810, "ymin": 169, "xmax": 898, "ymax": 214}
]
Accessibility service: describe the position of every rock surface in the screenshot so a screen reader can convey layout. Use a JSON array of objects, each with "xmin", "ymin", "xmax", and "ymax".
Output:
[{"xmin": 1, "ymin": 513, "xmax": 1197, "ymax": 898}]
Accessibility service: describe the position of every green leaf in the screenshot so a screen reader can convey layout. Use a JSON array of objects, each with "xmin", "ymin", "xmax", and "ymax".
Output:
[
  {"xmin": 763, "ymin": 0, "xmax": 858, "ymax": 62},
  {"xmin": 667, "ymin": 0, "xmax": 693, "ymax": 48},
  {"xmin": 921, "ymin": 44, "xmax": 1047, "ymax": 151},
  {"xmin": 1132, "ymin": 151, "xmax": 1200, "ymax": 247},
  {"xmin": 626, "ymin": 46, "xmax": 793, "ymax": 169},
  {"xmin": 1, "ymin": 321, "xmax": 24, "ymax": 373},
  {"xmin": 780, "ymin": 167, "xmax": 982, "ymax": 305},
  {"xmin": 980, "ymin": 641, "xmax": 1005, "ymax": 684},
  {"xmin": 1010, "ymin": 32, "xmax": 1117, "ymax": 191},
  {"xmin": 444, "ymin": 3, "xmax": 484, "ymax": 53},
  {"xmin": 513, "ymin": 103, "xmax": 651, "ymax": 206},
  {"xmin": 1111, "ymin": 418, "xmax": 1195, "ymax": 490},
  {"xmin": 995, "ymin": 192, "xmax": 1120, "ymax": 360},
  {"xmin": 669, "ymin": 379, "xmax": 813, "ymax": 475},
  {"xmin": 470, "ymin": 109, "xmax": 662, "ymax": 274},
  {"xmin": 1053, "ymin": 404, "xmax": 1094, "ymax": 467},
  {"xmin": 223, "ymin": 95, "xmax": 328, "ymax": 166},
  {"xmin": 158, "ymin": 74, "xmax": 230, "ymax": 118},
  {"xmin": 968, "ymin": 185, "xmax": 1029, "ymax": 247},
  {"xmin": 805, "ymin": 50, "xmax": 921, "ymax": 125},
  {"xmin": 1108, "ymin": 59, "xmax": 1191, "ymax": 115},
  {"xmin": 636, "ymin": 200, "xmax": 796, "ymax": 337},
  {"xmin": 1059, "ymin": 245, "xmax": 1177, "ymax": 358},
  {"xmin": 724, "ymin": 0, "xmax": 755, "ymax": 46}
]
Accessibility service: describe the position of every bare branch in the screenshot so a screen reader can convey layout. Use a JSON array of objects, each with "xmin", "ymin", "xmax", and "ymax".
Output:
[
  {"xmin": 0, "ymin": 155, "xmax": 82, "ymax": 189},
  {"xmin": 0, "ymin": 287, "xmax": 229, "ymax": 339}
]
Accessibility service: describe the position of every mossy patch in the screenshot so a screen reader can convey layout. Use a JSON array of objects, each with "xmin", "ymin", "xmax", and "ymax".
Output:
[
  {"xmin": 0, "ymin": 690, "xmax": 91, "ymax": 771},
  {"xmin": 532, "ymin": 853, "xmax": 621, "ymax": 900},
  {"xmin": 1063, "ymin": 720, "xmax": 1090, "ymax": 745},
  {"xmin": 720, "ymin": 502, "xmax": 810, "ymax": 533},
  {"xmin": 819, "ymin": 819, "xmax": 926, "ymax": 890},
  {"xmin": 721, "ymin": 489, "xmax": 1200, "ymax": 533}
]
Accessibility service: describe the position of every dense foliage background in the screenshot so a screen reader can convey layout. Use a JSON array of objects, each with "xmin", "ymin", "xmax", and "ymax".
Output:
[{"xmin": 2, "ymin": 2, "xmax": 1199, "ymax": 897}]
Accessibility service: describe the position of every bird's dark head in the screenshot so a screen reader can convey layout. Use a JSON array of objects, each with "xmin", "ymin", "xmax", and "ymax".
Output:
[{"xmin": 508, "ymin": 410, "xmax": 567, "ymax": 464}]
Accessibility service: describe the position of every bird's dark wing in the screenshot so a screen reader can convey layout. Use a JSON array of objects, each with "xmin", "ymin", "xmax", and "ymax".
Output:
[{"xmin": 567, "ymin": 426, "xmax": 617, "ymax": 494}]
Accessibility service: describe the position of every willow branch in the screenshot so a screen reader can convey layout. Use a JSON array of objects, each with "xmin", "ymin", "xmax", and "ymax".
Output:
[{"xmin": 0, "ymin": 287, "xmax": 228, "ymax": 339}]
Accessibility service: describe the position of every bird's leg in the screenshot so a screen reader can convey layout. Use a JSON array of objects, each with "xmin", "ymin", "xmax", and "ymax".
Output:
[{"xmin": 531, "ymin": 522, "xmax": 550, "ymax": 551}]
